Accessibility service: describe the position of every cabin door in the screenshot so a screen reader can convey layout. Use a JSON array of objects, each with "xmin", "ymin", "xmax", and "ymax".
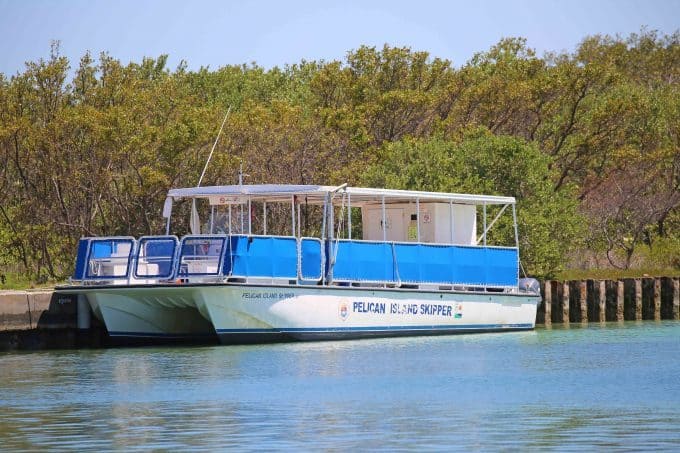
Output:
[{"xmin": 364, "ymin": 208, "xmax": 405, "ymax": 241}]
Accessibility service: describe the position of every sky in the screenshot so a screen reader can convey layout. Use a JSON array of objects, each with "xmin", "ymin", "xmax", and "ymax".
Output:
[{"xmin": 0, "ymin": 0, "xmax": 678, "ymax": 76}]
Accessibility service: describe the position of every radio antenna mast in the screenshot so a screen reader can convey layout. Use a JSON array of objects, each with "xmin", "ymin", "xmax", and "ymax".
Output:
[{"xmin": 197, "ymin": 106, "xmax": 231, "ymax": 187}]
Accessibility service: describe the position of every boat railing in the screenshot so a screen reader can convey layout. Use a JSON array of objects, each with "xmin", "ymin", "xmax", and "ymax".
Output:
[
  {"xmin": 73, "ymin": 237, "xmax": 136, "ymax": 283},
  {"xmin": 392, "ymin": 241, "xmax": 517, "ymax": 288},
  {"xmin": 134, "ymin": 236, "xmax": 179, "ymax": 280},
  {"xmin": 220, "ymin": 235, "xmax": 324, "ymax": 283},
  {"xmin": 72, "ymin": 234, "xmax": 325, "ymax": 285},
  {"xmin": 71, "ymin": 234, "xmax": 518, "ymax": 290},
  {"xmin": 222, "ymin": 235, "xmax": 298, "ymax": 281},
  {"xmin": 328, "ymin": 238, "xmax": 518, "ymax": 289},
  {"xmin": 177, "ymin": 235, "xmax": 226, "ymax": 278},
  {"xmin": 298, "ymin": 237, "xmax": 323, "ymax": 282}
]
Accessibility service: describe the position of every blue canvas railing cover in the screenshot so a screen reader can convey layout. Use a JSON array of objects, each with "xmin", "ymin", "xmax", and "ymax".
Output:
[
  {"xmin": 223, "ymin": 235, "xmax": 299, "ymax": 279},
  {"xmin": 330, "ymin": 240, "xmax": 518, "ymax": 287},
  {"xmin": 330, "ymin": 241, "xmax": 397, "ymax": 283},
  {"xmin": 392, "ymin": 243, "xmax": 517, "ymax": 287},
  {"xmin": 134, "ymin": 236, "xmax": 179, "ymax": 279},
  {"xmin": 299, "ymin": 238, "xmax": 323, "ymax": 280}
]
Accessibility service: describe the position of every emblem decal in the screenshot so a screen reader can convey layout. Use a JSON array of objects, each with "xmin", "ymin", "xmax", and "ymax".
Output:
[
  {"xmin": 339, "ymin": 302, "xmax": 349, "ymax": 321},
  {"xmin": 454, "ymin": 303, "xmax": 463, "ymax": 319}
]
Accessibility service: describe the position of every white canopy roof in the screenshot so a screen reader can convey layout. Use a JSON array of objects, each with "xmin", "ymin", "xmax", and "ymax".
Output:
[{"xmin": 166, "ymin": 184, "xmax": 515, "ymax": 206}]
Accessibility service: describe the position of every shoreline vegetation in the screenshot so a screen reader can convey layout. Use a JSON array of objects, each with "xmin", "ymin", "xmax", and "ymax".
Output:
[{"xmin": 0, "ymin": 30, "xmax": 678, "ymax": 288}]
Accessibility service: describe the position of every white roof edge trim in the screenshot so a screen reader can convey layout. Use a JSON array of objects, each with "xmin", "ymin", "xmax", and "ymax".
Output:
[
  {"xmin": 345, "ymin": 186, "xmax": 515, "ymax": 204},
  {"xmin": 167, "ymin": 184, "xmax": 334, "ymax": 199},
  {"xmin": 166, "ymin": 184, "xmax": 515, "ymax": 205}
]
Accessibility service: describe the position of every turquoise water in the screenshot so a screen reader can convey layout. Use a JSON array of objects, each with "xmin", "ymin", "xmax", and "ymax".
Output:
[{"xmin": 1, "ymin": 322, "xmax": 679, "ymax": 450}]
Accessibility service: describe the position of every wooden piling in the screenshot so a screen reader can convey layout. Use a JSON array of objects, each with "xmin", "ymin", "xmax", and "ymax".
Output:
[
  {"xmin": 635, "ymin": 279, "xmax": 642, "ymax": 320},
  {"xmin": 576, "ymin": 280, "xmax": 587, "ymax": 323},
  {"xmin": 623, "ymin": 279, "xmax": 642, "ymax": 321},
  {"xmin": 659, "ymin": 276, "xmax": 679, "ymax": 320},
  {"xmin": 660, "ymin": 277, "xmax": 672, "ymax": 319},
  {"xmin": 568, "ymin": 281, "xmax": 578, "ymax": 323},
  {"xmin": 641, "ymin": 278, "xmax": 655, "ymax": 320},
  {"xmin": 562, "ymin": 281, "xmax": 570, "ymax": 324},
  {"xmin": 673, "ymin": 278, "xmax": 680, "ymax": 320},
  {"xmin": 536, "ymin": 282, "xmax": 545, "ymax": 324},
  {"xmin": 604, "ymin": 280, "xmax": 615, "ymax": 321},
  {"xmin": 598, "ymin": 280, "xmax": 606, "ymax": 322},
  {"xmin": 550, "ymin": 281, "xmax": 560, "ymax": 324},
  {"xmin": 541, "ymin": 281, "xmax": 551, "ymax": 325},
  {"xmin": 587, "ymin": 280, "xmax": 606, "ymax": 322},
  {"xmin": 616, "ymin": 280, "xmax": 625, "ymax": 321},
  {"xmin": 653, "ymin": 278, "xmax": 661, "ymax": 321},
  {"xmin": 566, "ymin": 280, "xmax": 586, "ymax": 323},
  {"xmin": 586, "ymin": 280, "xmax": 596, "ymax": 321},
  {"xmin": 551, "ymin": 281, "xmax": 564, "ymax": 324}
]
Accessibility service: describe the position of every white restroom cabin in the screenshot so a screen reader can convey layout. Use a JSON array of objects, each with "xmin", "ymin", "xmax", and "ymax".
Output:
[{"xmin": 361, "ymin": 201, "xmax": 476, "ymax": 245}]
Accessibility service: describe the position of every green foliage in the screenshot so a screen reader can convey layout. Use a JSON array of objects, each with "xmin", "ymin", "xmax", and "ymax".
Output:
[
  {"xmin": 0, "ymin": 30, "xmax": 678, "ymax": 283},
  {"xmin": 361, "ymin": 130, "xmax": 583, "ymax": 277}
]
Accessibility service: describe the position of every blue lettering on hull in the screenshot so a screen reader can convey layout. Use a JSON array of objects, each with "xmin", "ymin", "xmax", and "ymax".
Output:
[
  {"xmin": 351, "ymin": 301, "xmax": 460, "ymax": 317},
  {"xmin": 352, "ymin": 301, "xmax": 386, "ymax": 314}
]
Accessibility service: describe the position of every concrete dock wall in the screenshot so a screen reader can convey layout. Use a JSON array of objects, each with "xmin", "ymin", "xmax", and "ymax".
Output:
[
  {"xmin": 0, "ymin": 290, "xmax": 74, "ymax": 331},
  {"xmin": 0, "ymin": 290, "xmax": 105, "ymax": 350},
  {"xmin": 538, "ymin": 277, "xmax": 680, "ymax": 325}
]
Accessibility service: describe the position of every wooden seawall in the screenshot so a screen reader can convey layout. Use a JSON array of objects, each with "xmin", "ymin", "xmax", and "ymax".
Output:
[{"xmin": 536, "ymin": 277, "xmax": 680, "ymax": 325}]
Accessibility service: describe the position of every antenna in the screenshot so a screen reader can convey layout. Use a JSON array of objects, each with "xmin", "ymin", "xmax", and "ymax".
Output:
[{"xmin": 197, "ymin": 106, "xmax": 232, "ymax": 187}]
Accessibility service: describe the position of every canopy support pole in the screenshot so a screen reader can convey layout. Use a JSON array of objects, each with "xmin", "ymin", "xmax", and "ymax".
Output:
[
  {"xmin": 381, "ymin": 196, "xmax": 386, "ymax": 242},
  {"xmin": 228, "ymin": 205, "xmax": 232, "ymax": 236},
  {"xmin": 483, "ymin": 203, "xmax": 487, "ymax": 246},
  {"xmin": 416, "ymin": 198, "xmax": 420, "ymax": 242},
  {"xmin": 240, "ymin": 203, "xmax": 244, "ymax": 234},
  {"xmin": 297, "ymin": 202, "xmax": 301, "ymax": 237},
  {"xmin": 512, "ymin": 203, "xmax": 520, "ymax": 282},
  {"xmin": 347, "ymin": 193, "xmax": 352, "ymax": 240},
  {"xmin": 449, "ymin": 200, "xmax": 454, "ymax": 244},
  {"xmin": 263, "ymin": 202, "xmax": 267, "ymax": 235},
  {"xmin": 512, "ymin": 203, "xmax": 519, "ymax": 248},
  {"xmin": 291, "ymin": 195, "xmax": 296, "ymax": 237}
]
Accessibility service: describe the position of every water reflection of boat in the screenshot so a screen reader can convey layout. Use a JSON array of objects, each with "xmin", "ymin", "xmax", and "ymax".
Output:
[{"xmin": 57, "ymin": 184, "xmax": 540, "ymax": 344}]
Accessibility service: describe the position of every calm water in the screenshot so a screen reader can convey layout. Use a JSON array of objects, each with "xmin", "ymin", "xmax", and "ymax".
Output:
[{"xmin": 1, "ymin": 322, "xmax": 679, "ymax": 451}]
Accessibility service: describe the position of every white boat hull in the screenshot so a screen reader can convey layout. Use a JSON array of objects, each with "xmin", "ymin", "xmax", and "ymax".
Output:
[
  {"xmin": 84, "ymin": 287, "xmax": 216, "ymax": 342},
  {"xmin": 66, "ymin": 284, "xmax": 538, "ymax": 344}
]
